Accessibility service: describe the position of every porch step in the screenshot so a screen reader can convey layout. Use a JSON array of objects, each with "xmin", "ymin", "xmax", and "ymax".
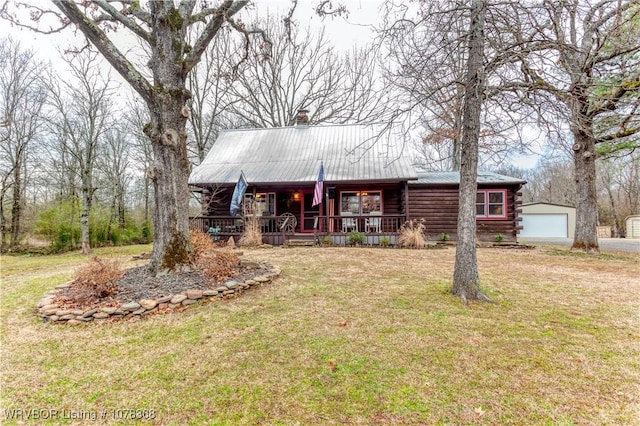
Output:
[{"xmin": 286, "ymin": 239, "xmax": 315, "ymax": 247}]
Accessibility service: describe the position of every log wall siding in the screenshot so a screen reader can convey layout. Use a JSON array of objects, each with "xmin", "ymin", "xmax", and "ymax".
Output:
[
  {"xmin": 407, "ymin": 184, "xmax": 522, "ymax": 242},
  {"xmin": 195, "ymin": 182, "xmax": 523, "ymax": 242},
  {"xmin": 383, "ymin": 187, "xmax": 403, "ymax": 215}
]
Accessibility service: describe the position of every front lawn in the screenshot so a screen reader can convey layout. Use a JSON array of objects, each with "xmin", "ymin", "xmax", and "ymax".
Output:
[{"xmin": 1, "ymin": 245, "xmax": 638, "ymax": 424}]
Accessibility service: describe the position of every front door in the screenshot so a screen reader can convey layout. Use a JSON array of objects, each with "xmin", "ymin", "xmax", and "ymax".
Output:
[{"xmin": 301, "ymin": 192, "xmax": 320, "ymax": 232}]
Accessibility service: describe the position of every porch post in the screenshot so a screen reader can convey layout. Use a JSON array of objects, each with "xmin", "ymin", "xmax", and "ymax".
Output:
[
  {"xmin": 404, "ymin": 181, "xmax": 410, "ymax": 220},
  {"xmin": 324, "ymin": 185, "xmax": 329, "ymax": 233}
]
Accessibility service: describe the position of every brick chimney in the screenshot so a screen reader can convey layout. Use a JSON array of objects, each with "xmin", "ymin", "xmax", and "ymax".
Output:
[{"xmin": 295, "ymin": 109, "xmax": 309, "ymax": 125}]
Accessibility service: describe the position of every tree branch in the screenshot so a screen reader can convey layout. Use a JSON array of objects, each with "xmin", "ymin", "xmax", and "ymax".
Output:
[
  {"xmin": 225, "ymin": 15, "xmax": 271, "ymax": 76},
  {"xmin": 283, "ymin": 0, "xmax": 298, "ymax": 44},
  {"xmin": 179, "ymin": 0, "xmax": 197, "ymax": 19},
  {"xmin": 92, "ymin": 0, "xmax": 151, "ymax": 43},
  {"xmin": 183, "ymin": 0, "xmax": 242, "ymax": 75},
  {"xmin": 0, "ymin": 1, "xmax": 71, "ymax": 34},
  {"xmin": 119, "ymin": 0, "xmax": 152, "ymax": 24},
  {"xmin": 51, "ymin": 0, "xmax": 153, "ymax": 104},
  {"xmin": 588, "ymin": 69, "xmax": 640, "ymax": 118},
  {"xmin": 584, "ymin": 0, "xmax": 636, "ymax": 37},
  {"xmin": 597, "ymin": 126, "xmax": 640, "ymax": 143},
  {"xmin": 314, "ymin": 0, "xmax": 348, "ymax": 19}
]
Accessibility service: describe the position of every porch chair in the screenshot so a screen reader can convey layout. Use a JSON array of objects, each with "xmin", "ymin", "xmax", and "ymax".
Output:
[
  {"xmin": 365, "ymin": 213, "xmax": 381, "ymax": 233},
  {"xmin": 341, "ymin": 212, "xmax": 358, "ymax": 233}
]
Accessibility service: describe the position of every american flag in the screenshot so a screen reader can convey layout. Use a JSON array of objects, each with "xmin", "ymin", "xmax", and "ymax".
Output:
[{"xmin": 312, "ymin": 163, "xmax": 324, "ymax": 207}]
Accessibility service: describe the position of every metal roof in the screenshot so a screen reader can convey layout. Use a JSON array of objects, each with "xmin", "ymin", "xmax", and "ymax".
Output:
[
  {"xmin": 410, "ymin": 171, "xmax": 526, "ymax": 185},
  {"xmin": 189, "ymin": 123, "xmax": 418, "ymax": 185},
  {"xmin": 522, "ymin": 202, "xmax": 575, "ymax": 208}
]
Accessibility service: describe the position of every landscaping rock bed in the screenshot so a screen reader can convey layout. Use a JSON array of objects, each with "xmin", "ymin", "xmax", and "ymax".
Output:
[{"xmin": 36, "ymin": 259, "xmax": 280, "ymax": 325}]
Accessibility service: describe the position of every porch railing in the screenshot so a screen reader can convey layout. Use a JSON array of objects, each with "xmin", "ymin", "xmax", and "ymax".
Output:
[
  {"xmin": 189, "ymin": 215, "xmax": 283, "ymax": 236},
  {"xmin": 313, "ymin": 214, "xmax": 406, "ymax": 246},
  {"xmin": 312, "ymin": 214, "xmax": 406, "ymax": 235},
  {"xmin": 189, "ymin": 214, "xmax": 407, "ymax": 245}
]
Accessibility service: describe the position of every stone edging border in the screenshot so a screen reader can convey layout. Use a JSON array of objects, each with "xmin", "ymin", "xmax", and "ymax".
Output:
[{"xmin": 36, "ymin": 260, "xmax": 280, "ymax": 325}]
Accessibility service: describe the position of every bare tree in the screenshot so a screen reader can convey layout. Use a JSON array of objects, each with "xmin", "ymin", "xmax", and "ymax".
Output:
[
  {"xmin": 124, "ymin": 97, "xmax": 154, "ymax": 227},
  {"xmin": 529, "ymin": 159, "xmax": 576, "ymax": 205},
  {"xmin": 228, "ymin": 15, "xmax": 384, "ymax": 127},
  {"xmin": 616, "ymin": 155, "xmax": 640, "ymax": 224},
  {"xmin": 0, "ymin": 37, "xmax": 45, "ymax": 250},
  {"xmin": 186, "ymin": 29, "xmax": 237, "ymax": 163},
  {"xmin": 381, "ymin": 1, "xmax": 529, "ymax": 172},
  {"xmin": 597, "ymin": 153, "xmax": 640, "ymax": 236},
  {"xmin": 502, "ymin": 1, "xmax": 640, "ymax": 252},
  {"xmin": 40, "ymin": 121, "xmax": 81, "ymax": 202},
  {"xmin": 451, "ymin": 0, "xmax": 490, "ymax": 303},
  {"xmin": 382, "ymin": 3, "xmax": 466, "ymax": 170},
  {"xmin": 381, "ymin": 0, "xmax": 500, "ymax": 302},
  {"xmin": 97, "ymin": 123, "xmax": 131, "ymax": 233},
  {"xmin": 44, "ymin": 50, "xmax": 113, "ymax": 254},
  {"xmin": 597, "ymin": 159, "xmax": 621, "ymax": 235},
  {"xmin": 1, "ymin": 1, "xmax": 273, "ymax": 274}
]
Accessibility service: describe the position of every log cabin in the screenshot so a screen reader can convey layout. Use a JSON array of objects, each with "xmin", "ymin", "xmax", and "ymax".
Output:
[{"xmin": 188, "ymin": 116, "xmax": 525, "ymax": 245}]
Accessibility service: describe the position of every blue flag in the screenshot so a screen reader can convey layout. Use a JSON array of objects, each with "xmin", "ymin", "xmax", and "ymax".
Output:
[{"xmin": 230, "ymin": 171, "xmax": 248, "ymax": 216}]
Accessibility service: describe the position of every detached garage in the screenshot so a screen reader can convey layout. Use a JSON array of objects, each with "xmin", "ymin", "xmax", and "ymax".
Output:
[{"xmin": 520, "ymin": 203, "xmax": 576, "ymax": 238}]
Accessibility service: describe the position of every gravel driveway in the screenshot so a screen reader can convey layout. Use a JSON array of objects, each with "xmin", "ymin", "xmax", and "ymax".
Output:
[{"xmin": 519, "ymin": 237, "xmax": 640, "ymax": 253}]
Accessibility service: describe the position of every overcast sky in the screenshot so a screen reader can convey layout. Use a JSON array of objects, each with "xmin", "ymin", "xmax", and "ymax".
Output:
[
  {"xmin": 0, "ymin": 1, "xmax": 384, "ymax": 99},
  {"xmin": 0, "ymin": 0, "xmax": 541, "ymax": 169},
  {"xmin": 0, "ymin": 1, "xmax": 383, "ymax": 58}
]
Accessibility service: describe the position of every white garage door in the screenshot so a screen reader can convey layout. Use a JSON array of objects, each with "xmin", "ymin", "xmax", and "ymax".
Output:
[{"xmin": 520, "ymin": 214, "xmax": 568, "ymax": 238}]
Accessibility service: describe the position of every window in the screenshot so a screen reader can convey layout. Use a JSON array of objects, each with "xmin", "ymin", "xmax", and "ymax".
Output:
[
  {"xmin": 476, "ymin": 189, "xmax": 507, "ymax": 219},
  {"xmin": 341, "ymin": 192, "xmax": 360, "ymax": 214},
  {"xmin": 340, "ymin": 191, "xmax": 382, "ymax": 214},
  {"xmin": 244, "ymin": 192, "xmax": 276, "ymax": 216}
]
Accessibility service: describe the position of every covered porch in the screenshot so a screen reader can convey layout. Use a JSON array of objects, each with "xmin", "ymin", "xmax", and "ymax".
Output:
[{"xmin": 188, "ymin": 213, "xmax": 407, "ymax": 246}]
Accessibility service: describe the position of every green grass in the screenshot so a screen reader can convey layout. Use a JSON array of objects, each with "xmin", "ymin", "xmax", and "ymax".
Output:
[{"xmin": 1, "ymin": 245, "xmax": 639, "ymax": 425}]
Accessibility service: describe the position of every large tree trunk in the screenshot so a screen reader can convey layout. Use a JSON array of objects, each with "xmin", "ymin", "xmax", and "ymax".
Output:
[
  {"xmin": 9, "ymin": 164, "xmax": 21, "ymax": 249},
  {"xmin": 571, "ymin": 129, "xmax": 599, "ymax": 252},
  {"xmin": 0, "ymin": 184, "xmax": 7, "ymax": 251},
  {"xmin": 80, "ymin": 169, "xmax": 92, "ymax": 255},
  {"xmin": 451, "ymin": 0, "xmax": 487, "ymax": 303},
  {"xmin": 117, "ymin": 182, "xmax": 125, "ymax": 230},
  {"xmin": 144, "ymin": 176, "xmax": 151, "ymax": 225},
  {"xmin": 451, "ymin": 84, "xmax": 464, "ymax": 172},
  {"xmin": 568, "ymin": 74, "xmax": 599, "ymax": 253},
  {"xmin": 144, "ymin": 5, "xmax": 194, "ymax": 275},
  {"xmin": 146, "ymin": 107, "xmax": 193, "ymax": 274}
]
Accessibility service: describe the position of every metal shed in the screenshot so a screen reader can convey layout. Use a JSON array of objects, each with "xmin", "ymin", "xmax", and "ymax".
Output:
[{"xmin": 626, "ymin": 215, "xmax": 640, "ymax": 239}]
